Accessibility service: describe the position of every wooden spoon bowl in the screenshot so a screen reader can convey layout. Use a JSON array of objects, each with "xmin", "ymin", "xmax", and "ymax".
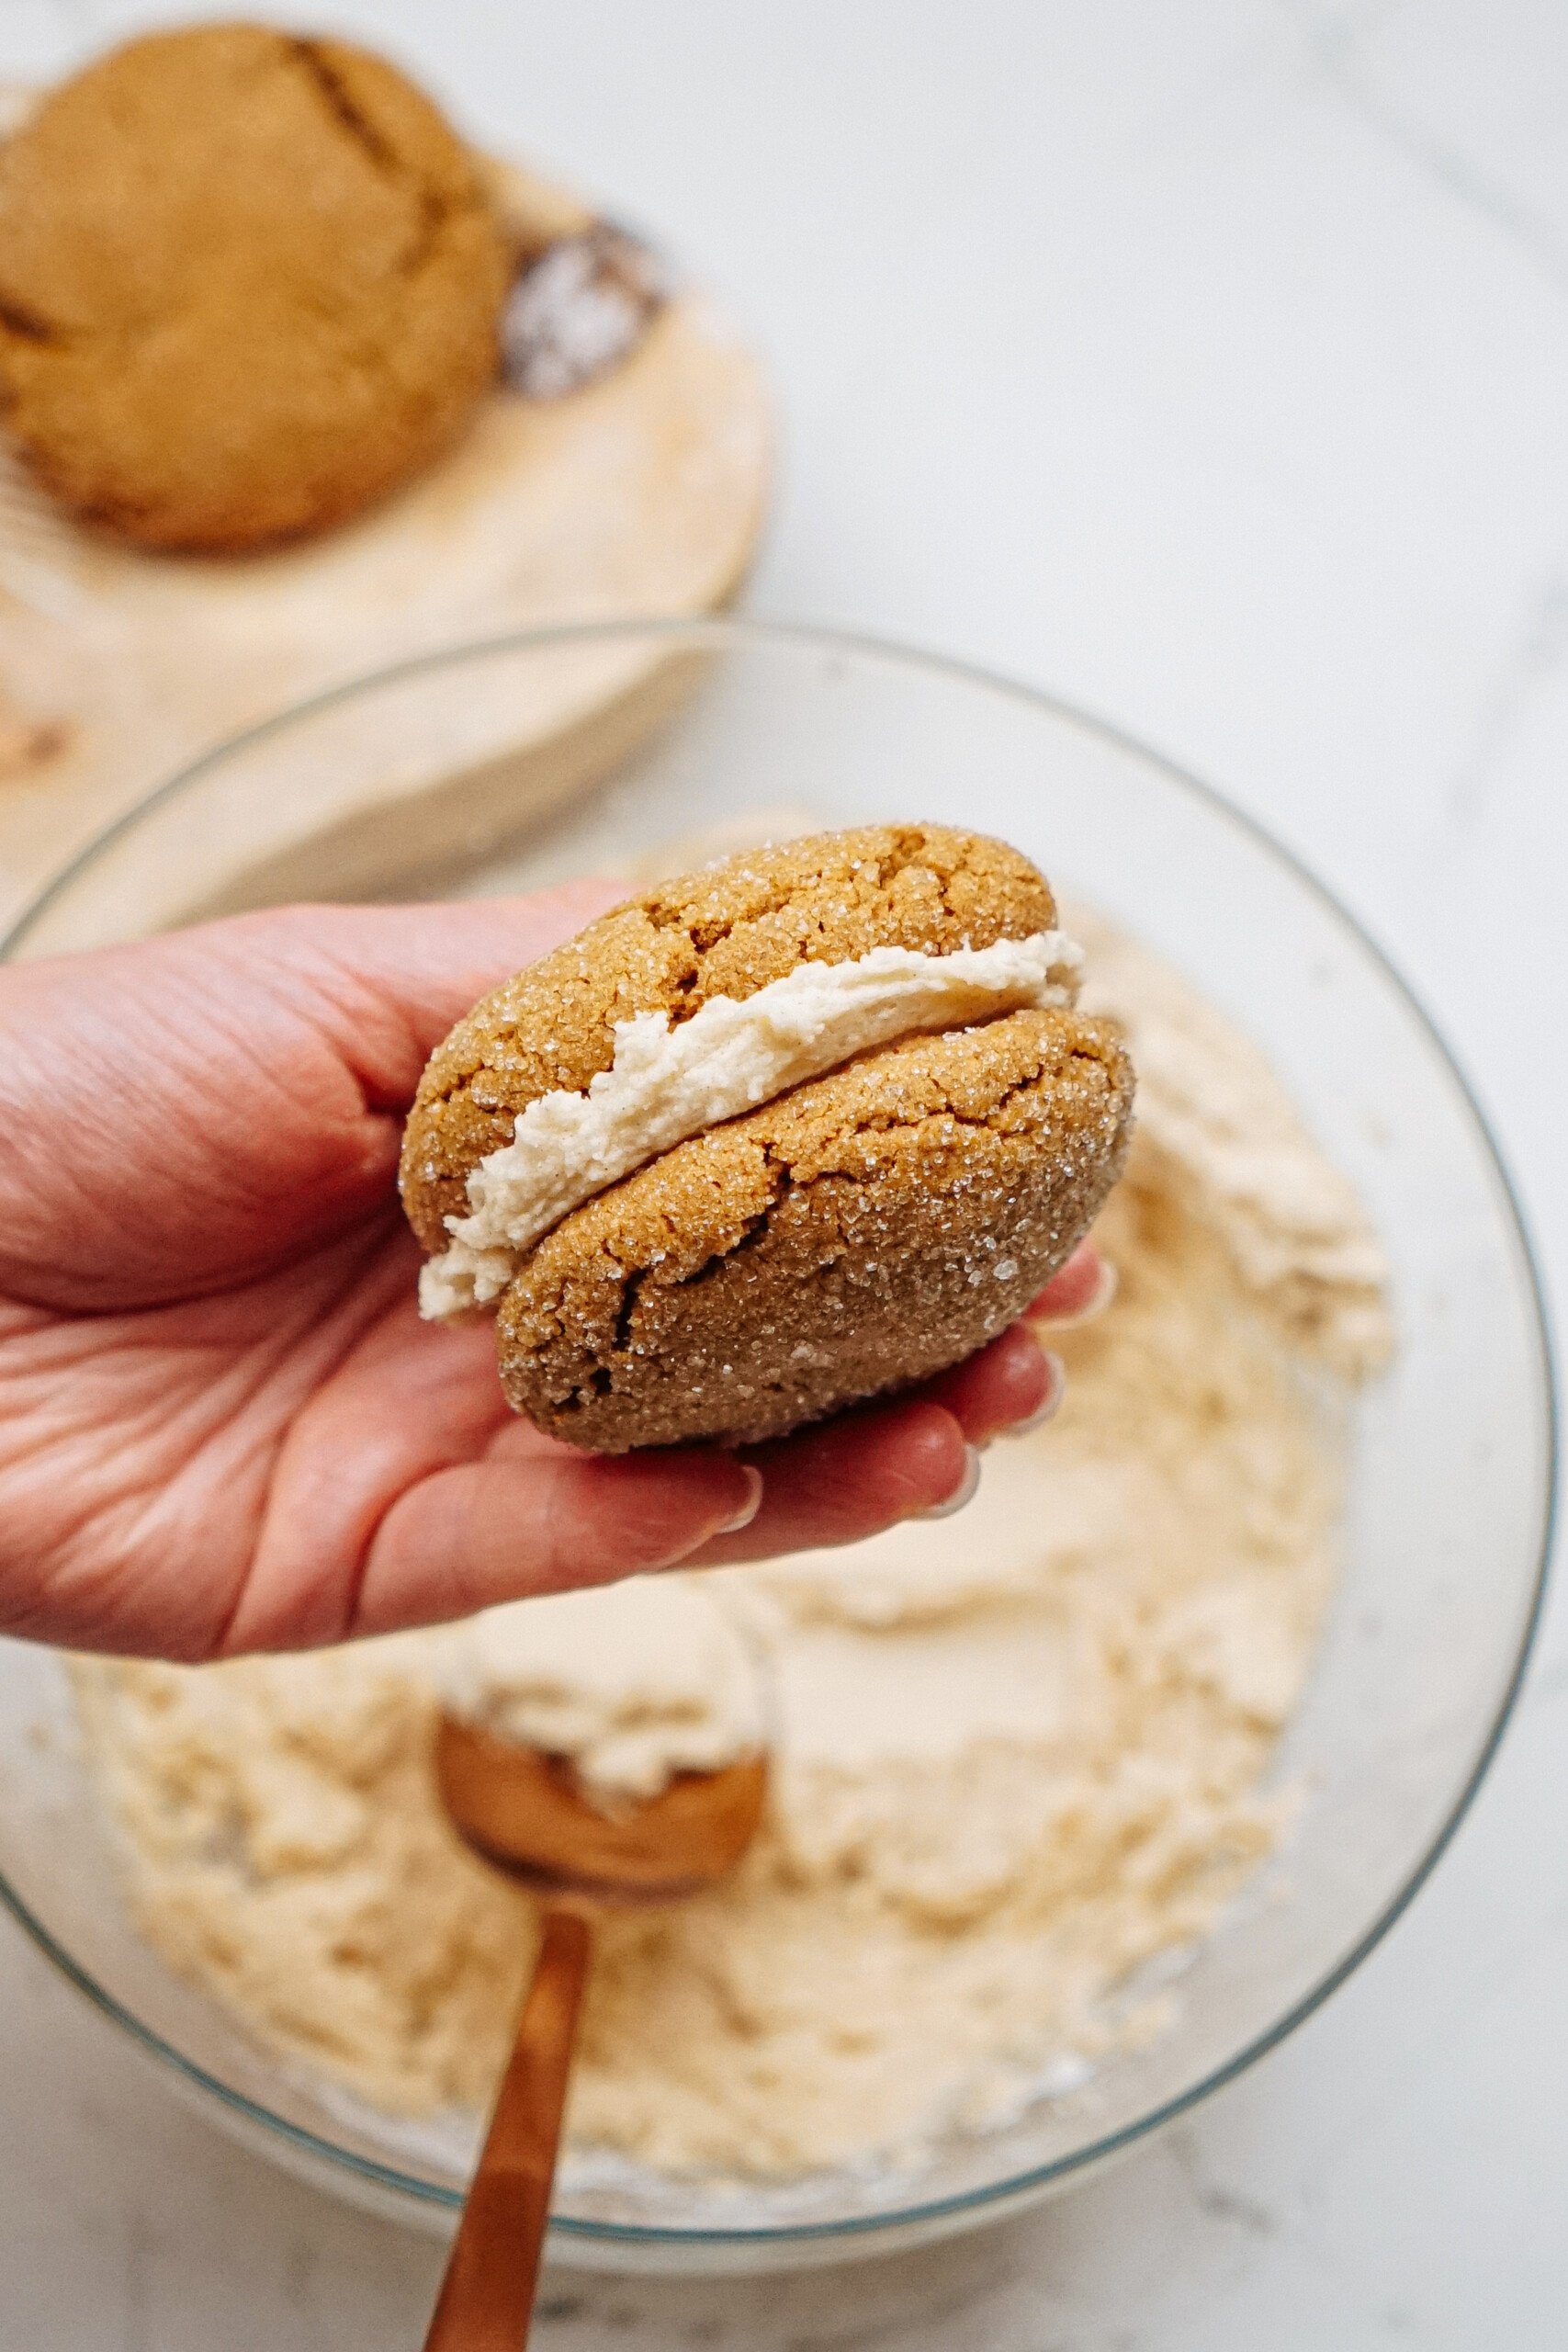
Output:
[{"xmin": 434, "ymin": 1713, "xmax": 768, "ymax": 1901}]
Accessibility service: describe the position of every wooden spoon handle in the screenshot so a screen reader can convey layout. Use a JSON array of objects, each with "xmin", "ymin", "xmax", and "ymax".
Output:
[{"xmin": 422, "ymin": 1906, "xmax": 592, "ymax": 2351}]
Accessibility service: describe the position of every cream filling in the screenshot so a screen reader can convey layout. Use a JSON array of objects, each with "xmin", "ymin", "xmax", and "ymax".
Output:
[
  {"xmin": 440, "ymin": 1578, "xmax": 763, "ymax": 1806},
  {"xmin": 420, "ymin": 931, "xmax": 1082, "ymax": 1318}
]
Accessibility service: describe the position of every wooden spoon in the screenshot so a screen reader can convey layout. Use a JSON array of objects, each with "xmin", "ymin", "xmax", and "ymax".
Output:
[{"xmin": 422, "ymin": 1715, "xmax": 767, "ymax": 2349}]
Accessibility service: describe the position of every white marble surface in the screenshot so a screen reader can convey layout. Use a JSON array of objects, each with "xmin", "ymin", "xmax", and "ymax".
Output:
[{"xmin": 2, "ymin": 0, "xmax": 1564, "ymax": 2343}]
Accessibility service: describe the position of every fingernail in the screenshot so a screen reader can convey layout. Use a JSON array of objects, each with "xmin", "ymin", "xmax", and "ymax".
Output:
[
  {"xmin": 1003, "ymin": 1351, "xmax": 1065, "ymax": 1438},
  {"xmin": 716, "ymin": 1464, "xmax": 764, "ymax": 1533},
  {"xmin": 915, "ymin": 1443, "xmax": 981, "ymax": 1521},
  {"xmin": 1033, "ymin": 1257, "xmax": 1119, "ymax": 1329}
]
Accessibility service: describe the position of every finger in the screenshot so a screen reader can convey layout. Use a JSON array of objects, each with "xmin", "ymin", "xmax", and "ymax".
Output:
[
  {"xmin": 913, "ymin": 1322, "xmax": 1062, "ymax": 1442},
  {"xmin": 0, "ymin": 888, "xmax": 635, "ymax": 1312},
  {"xmin": 1022, "ymin": 1239, "xmax": 1115, "ymax": 1326},
  {"xmin": 689, "ymin": 1398, "xmax": 973, "ymax": 1566},
  {"xmin": 210, "ymin": 882, "xmax": 633, "ymax": 1106},
  {"xmin": 352, "ymin": 1450, "xmax": 762, "ymax": 1636}
]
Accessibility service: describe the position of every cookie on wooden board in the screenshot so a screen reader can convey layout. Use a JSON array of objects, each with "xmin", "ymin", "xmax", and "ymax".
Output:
[
  {"xmin": 402, "ymin": 825, "xmax": 1135, "ymax": 1451},
  {"xmin": 0, "ymin": 58, "xmax": 770, "ymax": 937},
  {"xmin": 0, "ymin": 25, "xmax": 510, "ymax": 551}
]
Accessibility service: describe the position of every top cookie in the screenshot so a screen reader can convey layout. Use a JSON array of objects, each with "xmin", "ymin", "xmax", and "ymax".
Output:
[
  {"xmin": 0, "ymin": 25, "xmax": 511, "ymax": 550},
  {"xmin": 400, "ymin": 822, "xmax": 1057, "ymax": 1250}
]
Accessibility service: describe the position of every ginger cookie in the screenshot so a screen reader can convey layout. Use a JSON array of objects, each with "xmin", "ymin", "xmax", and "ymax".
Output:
[
  {"xmin": 401, "ymin": 825, "xmax": 1134, "ymax": 1451},
  {"xmin": 0, "ymin": 25, "xmax": 510, "ymax": 551}
]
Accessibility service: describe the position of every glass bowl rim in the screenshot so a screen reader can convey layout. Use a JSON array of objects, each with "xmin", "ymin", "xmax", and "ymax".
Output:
[{"xmin": 0, "ymin": 613, "xmax": 1555, "ymax": 2248}]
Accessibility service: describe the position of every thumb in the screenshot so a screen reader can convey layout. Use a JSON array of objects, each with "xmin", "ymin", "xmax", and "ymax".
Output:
[
  {"xmin": 0, "ymin": 884, "xmax": 626, "ymax": 1310},
  {"xmin": 190, "ymin": 881, "xmax": 630, "ymax": 1107}
]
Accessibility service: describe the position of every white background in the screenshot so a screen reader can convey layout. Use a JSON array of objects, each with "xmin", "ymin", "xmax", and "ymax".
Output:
[{"xmin": 1, "ymin": 1, "xmax": 1564, "ymax": 2344}]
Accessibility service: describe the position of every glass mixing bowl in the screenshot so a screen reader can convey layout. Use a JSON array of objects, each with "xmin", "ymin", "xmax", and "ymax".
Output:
[{"xmin": 0, "ymin": 620, "xmax": 1552, "ymax": 2274}]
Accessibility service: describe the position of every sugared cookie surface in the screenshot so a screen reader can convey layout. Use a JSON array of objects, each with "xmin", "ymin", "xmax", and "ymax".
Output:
[
  {"xmin": 401, "ymin": 824, "xmax": 1134, "ymax": 1450},
  {"xmin": 0, "ymin": 25, "xmax": 509, "ymax": 549}
]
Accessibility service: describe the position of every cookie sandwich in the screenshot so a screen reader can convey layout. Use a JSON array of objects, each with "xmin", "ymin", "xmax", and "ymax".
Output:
[
  {"xmin": 0, "ymin": 27, "xmax": 768, "ymax": 915},
  {"xmin": 402, "ymin": 825, "xmax": 1135, "ymax": 1451}
]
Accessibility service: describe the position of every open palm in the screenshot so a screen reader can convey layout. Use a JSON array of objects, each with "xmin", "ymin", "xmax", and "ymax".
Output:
[{"xmin": 0, "ymin": 890, "xmax": 1085, "ymax": 1660}]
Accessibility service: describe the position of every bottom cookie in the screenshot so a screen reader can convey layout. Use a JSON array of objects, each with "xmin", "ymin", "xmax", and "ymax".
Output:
[{"xmin": 495, "ymin": 1007, "xmax": 1134, "ymax": 1450}]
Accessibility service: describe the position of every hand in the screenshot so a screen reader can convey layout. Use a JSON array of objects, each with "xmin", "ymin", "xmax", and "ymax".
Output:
[{"xmin": 0, "ymin": 892, "xmax": 1104, "ymax": 1660}]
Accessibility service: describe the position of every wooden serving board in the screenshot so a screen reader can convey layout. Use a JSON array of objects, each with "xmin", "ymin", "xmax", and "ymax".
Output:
[{"xmin": 0, "ymin": 85, "xmax": 770, "ymax": 940}]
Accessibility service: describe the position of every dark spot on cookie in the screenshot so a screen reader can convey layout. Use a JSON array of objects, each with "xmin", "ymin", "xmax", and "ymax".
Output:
[{"xmin": 0, "ymin": 291, "xmax": 63, "ymax": 345}]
